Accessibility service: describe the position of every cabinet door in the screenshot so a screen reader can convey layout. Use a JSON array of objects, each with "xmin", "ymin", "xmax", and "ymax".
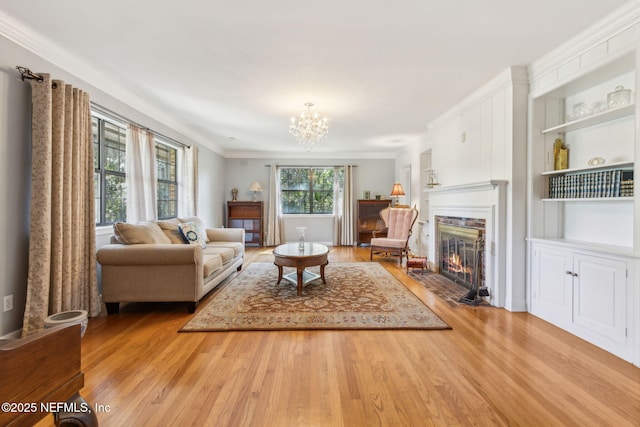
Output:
[
  {"xmin": 573, "ymin": 254, "xmax": 627, "ymax": 344},
  {"xmin": 531, "ymin": 245, "xmax": 573, "ymax": 322}
]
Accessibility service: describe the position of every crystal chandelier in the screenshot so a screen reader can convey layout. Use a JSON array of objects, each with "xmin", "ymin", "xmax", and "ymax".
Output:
[{"xmin": 289, "ymin": 103, "xmax": 329, "ymax": 150}]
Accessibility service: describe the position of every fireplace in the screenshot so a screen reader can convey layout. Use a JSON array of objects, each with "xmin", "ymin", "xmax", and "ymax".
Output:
[{"xmin": 435, "ymin": 216, "xmax": 486, "ymax": 303}]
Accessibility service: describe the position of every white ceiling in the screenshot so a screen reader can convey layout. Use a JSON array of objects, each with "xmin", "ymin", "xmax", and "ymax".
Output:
[{"xmin": 0, "ymin": 0, "xmax": 631, "ymax": 158}]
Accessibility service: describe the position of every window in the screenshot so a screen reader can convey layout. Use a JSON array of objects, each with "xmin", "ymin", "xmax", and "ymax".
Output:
[
  {"xmin": 93, "ymin": 113, "xmax": 181, "ymax": 225},
  {"xmin": 155, "ymin": 141, "xmax": 178, "ymax": 219},
  {"xmin": 93, "ymin": 116, "xmax": 127, "ymax": 225},
  {"xmin": 280, "ymin": 167, "xmax": 343, "ymax": 214}
]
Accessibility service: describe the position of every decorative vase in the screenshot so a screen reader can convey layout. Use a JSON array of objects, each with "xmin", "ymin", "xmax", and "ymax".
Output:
[
  {"xmin": 296, "ymin": 226, "xmax": 307, "ymax": 251},
  {"xmin": 553, "ymin": 138, "xmax": 568, "ymax": 170}
]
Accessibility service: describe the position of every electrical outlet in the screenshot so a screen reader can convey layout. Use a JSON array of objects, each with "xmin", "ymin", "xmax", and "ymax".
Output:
[{"xmin": 3, "ymin": 295, "xmax": 13, "ymax": 312}]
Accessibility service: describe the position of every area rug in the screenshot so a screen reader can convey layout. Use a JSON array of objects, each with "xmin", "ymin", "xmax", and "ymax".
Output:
[{"xmin": 180, "ymin": 262, "xmax": 449, "ymax": 331}]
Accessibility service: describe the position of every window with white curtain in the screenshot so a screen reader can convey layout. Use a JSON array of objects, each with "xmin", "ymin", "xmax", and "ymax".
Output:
[{"xmin": 92, "ymin": 113, "xmax": 181, "ymax": 225}]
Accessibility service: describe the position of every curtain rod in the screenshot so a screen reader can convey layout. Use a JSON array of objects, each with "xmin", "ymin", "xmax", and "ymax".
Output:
[
  {"xmin": 264, "ymin": 164, "xmax": 357, "ymax": 168},
  {"xmin": 16, "ymin": 66, "xmax": 58, "ymax": 88},
  {"xmin": 91, "ymin": 102, "xmax": 189, "ymax": 149},
  {"xmin": 16, "ymin": 66, "xmax": 189, "ymax": 149}
]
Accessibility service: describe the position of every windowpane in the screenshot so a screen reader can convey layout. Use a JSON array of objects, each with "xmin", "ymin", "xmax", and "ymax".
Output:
[
  {"xmin": 94, "ymin": 171, "xmax": 101, "ymax": 224},
  {"xmin": 105, "ymin": 173, "xmax": 126, "ymax": 223},
  {"xmin": 156, "ymin": 142, "xmax": 178, "ymax": 219},
  {"xmin": 92, "ymin": 117, "xmax": 99, "ymax": 170},
  {"xmin": 104, "ymin": 122, "xmax": 126, "ymax": 173},
  {"xmin": 280, "ymin": 167, "xmax": 338, "ymax": 214}
]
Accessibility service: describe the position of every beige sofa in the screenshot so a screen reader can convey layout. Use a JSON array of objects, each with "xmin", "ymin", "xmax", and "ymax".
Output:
[{"xmin": 96, "ymin": 217, "xmax": 244, "ymax": 314}]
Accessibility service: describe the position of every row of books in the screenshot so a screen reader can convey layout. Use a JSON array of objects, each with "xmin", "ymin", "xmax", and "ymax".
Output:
[{"xmin": 548, "ymin": 169, "xmax": 634, "ymax": 199}]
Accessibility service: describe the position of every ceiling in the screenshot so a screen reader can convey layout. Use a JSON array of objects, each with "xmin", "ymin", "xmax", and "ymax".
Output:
[{"xmin": 0, "ymin": 0, "xmax": 630, "ymax": 158}]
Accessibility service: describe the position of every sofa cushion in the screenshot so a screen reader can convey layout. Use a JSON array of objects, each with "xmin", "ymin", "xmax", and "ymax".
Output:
[
  {"xmin": 113, "ymin": 222, "xmax": 171, "ymax": 245},
  {"xmin": 202, "ymin": 253, "xmax": 223, "ymax": 277},
  {"xmin": 203, "ymin": 246, "xmax": 236, "ymax": 264},
  {"xmin": 206, "ymin": 241, "xmax": 244, "ymax": 258},
  {"xmin": 155, "ymin": 219, "xmax": 186, "ymax": 244},
  {"xmin": 179, "ymin": 216, "xmax": 210, "ymax": 242},
  {"xmin": 178, "ymin": 222, "xmax": 207, "ymax": 248}
]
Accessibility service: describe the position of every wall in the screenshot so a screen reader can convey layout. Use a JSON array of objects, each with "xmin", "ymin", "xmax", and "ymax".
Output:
[
  {"xmin": 398, "ymin": 67, "xmax": 529, "ymax": 311},
  {"xmin": 0, "ymin": 34, "xmax": 225, "ymax": 336},
  {"xmin": 225, "ymin": 158, "xmax": 395, "ymax": 243}
]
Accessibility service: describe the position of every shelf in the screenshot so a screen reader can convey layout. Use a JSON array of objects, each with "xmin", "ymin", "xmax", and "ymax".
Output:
[
  {"xmin": 541, "ymin": 104, "xmax": 634, "ymax": 134},
  {"xmin": 541, "ymin": 161, "xmax": 634, "ymax": 176},
  {"xmin": 541, "ymin": 197, "xmax": 633, "ymax": 202}
]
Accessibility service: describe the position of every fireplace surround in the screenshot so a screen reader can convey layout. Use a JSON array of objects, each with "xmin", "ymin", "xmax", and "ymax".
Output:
[{"xmin": 424, "ymin": 180, "xmax": 520, "ymax": 309}]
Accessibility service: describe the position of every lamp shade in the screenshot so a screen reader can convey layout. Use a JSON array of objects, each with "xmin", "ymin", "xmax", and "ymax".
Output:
[
  {"xmin": 248, "ymin": 182, "xmax": 263, "ymax": 192},
  {"xmin": 390, "ymin": 183, "xmax": 405, "ymax": 197}
]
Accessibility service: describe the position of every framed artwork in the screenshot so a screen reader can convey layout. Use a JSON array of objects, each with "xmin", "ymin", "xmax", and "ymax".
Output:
[{"xmin": 363, "ymin": 190, "xmax": 371, "ymax": 200}]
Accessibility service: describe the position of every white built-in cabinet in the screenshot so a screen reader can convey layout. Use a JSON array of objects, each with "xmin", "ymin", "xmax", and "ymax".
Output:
[
  {"xmin": 531, "ymin": 242, "xmax": 630, "ymax": 359},
  {"xmin": 528, "ymin": 46, "xmax": 639, "ymax": 364}
]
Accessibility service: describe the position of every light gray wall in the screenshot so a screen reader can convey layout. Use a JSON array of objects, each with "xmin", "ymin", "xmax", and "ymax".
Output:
[
  {"xmin": 225, "ymin": 158, "xmax": 395, "ymax": 243},
  {"xmin": 0, "ymin": 59, "xmax": 32, "ymax": 336},
  {"xmin": 0, "ymin": 35, "xmax": 226, "ymax": 336}
]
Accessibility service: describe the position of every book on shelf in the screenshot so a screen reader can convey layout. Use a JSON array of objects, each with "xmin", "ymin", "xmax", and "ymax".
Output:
[{"xmin": 547, "ymin": 169, "xmax": 633, "ymax": 199}]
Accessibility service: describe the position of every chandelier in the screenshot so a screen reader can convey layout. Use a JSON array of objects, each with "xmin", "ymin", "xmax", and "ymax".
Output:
[{"xmin": 289, "ymin": 103, "xmax": 329, "ymax": 150}]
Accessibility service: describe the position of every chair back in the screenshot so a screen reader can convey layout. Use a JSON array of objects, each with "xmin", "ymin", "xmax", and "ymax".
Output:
[{"xmin": 385, "ymin": 207, "xmax": 418, "ymax": 239}]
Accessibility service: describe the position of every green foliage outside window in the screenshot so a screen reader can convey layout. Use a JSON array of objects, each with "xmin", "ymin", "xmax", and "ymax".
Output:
[
  {"xmin": 93, "ymin": 117, "xmax": 127, "ymax": 225},
  {"xmin": 280, "ymin": 167, "xmax": 343, "ymax": 214}
]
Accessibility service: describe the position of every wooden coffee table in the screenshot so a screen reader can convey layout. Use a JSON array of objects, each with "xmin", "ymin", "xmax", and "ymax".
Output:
[{"xmin": 273, "ymin": 243, "xmax": 329, "ymax": 296}]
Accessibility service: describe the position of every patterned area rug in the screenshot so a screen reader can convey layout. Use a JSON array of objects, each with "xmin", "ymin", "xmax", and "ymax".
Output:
[{"xmin": 180, "ymin": 262, "xmax": 449, "ymax": 331}]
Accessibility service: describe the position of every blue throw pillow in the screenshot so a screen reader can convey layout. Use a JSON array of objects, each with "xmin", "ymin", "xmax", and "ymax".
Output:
[{"xmin": 178, "ymin": 222, "xmax": 206, "ymax": 248}]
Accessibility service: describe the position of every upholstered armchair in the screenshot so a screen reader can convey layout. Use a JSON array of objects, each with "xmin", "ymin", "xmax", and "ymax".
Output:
[{"xmin": 370, "ymin": 206, "xmax": 418, "ymax": 265}]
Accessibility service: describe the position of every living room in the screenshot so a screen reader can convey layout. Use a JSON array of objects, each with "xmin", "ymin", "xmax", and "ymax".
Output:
[{"xmin": 1, "ymin": 1, "xmax": 640, "ymax": 425}]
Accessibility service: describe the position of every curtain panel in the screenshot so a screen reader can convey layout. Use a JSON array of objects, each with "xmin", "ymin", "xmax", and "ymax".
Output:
[
  {"xmin": 23, "ymin": 75, "xmax": 100, "ymax": 336},
  {"xmin": 265, "ymin": 164, "xmax": 283, "ymax": 246},
  {"xmin": 178, "ymin": 145, "xmax": 198, "ymax": 217},
  {"xmin": 126, "ymin": 125, "xmax": 157, "ymax": 223},
  {"xmin": 333, "ymin": 164, "xmax": 355, "ymax": 245}
]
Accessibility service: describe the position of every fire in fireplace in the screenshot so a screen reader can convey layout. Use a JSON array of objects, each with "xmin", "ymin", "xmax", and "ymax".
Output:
[{"xmin": 435, "ymin": 216, "xmax": 487, "ymax": 304}]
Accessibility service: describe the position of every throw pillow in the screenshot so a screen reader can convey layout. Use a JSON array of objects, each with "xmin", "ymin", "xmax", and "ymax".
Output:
[
  {"xmin": 178, "ymin": 216, "xmax": 210, "ymax": 242},
  {"xmin": 178, "ymin": 222, "xmax": 207, "ymax": 248},
  {"xmin": 155, "ymin": 219, "xmax": 186, "ymax": 244},
  {"xmin": 113, "ymin": 222, "xmax": 172, "ymax": 245}
]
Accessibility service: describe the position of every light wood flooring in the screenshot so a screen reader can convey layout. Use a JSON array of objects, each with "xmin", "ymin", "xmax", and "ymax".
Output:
[{"xmin": 37, "ymin": 246, "xmax": 640, "ymax": 426}]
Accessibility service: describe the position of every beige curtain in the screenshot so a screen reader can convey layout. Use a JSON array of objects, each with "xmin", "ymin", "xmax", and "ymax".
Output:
[
  {"xmin": 265, "ymin": 164, "xmax": 282, "ymax": 246},
  {"xmin": 333, "ymin": 165, "xmax": 355, "ymax": 245},
  {"xmin": 23, "ymin": 74, "xmax": 100, "ymax": 336}
]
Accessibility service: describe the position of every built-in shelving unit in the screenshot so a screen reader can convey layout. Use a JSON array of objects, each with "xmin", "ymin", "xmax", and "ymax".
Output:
[{"xmin": 527, "ymin": 48, "xmax": 639, "ymax": 365}]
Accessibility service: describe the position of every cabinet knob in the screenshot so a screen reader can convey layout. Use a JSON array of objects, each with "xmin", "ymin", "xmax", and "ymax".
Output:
[{"xmin": 565, "ymin": 270, "xmax": 578, "ymax": 277}]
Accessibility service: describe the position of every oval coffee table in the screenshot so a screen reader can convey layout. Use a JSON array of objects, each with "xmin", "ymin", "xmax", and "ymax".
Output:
[{"xmin": 273, "ymin": 243, "xmax": 329, "ymax": 296}]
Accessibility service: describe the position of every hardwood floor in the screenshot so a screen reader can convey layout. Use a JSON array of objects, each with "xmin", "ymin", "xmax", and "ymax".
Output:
[{"xmin": 37, "ymin": 247, "xmax": 640, "ymax": 426}]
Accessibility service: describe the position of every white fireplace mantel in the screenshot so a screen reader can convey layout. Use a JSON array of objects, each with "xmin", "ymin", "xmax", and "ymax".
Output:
[{"xmin": 424, "ymin": 179, "xmax": 508, "ymax": 194}]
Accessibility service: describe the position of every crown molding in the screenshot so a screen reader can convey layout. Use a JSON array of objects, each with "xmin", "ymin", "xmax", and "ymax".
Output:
[
  {"xmin": 0, "ymin": 10, "xmax": 223, "ymax": 155},
  {"xmin": 529, "ymin": 1, "xmax": 640, "ymax": 78},
  {"xmin": 223, "ymin": 149, "xmax": 397, "ymax": 160}
]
